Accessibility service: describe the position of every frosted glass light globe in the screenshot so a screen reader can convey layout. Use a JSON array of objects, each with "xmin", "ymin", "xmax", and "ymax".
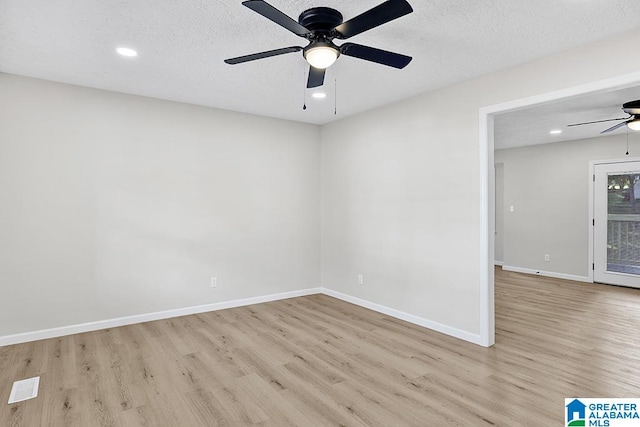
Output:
[
  {"xmin": 305, "ymin": 45, "xmax": 338, "ymax": 69},
  {"xmin": 627, "ymin": 119, "xmax": 640, "ymax": 131}
]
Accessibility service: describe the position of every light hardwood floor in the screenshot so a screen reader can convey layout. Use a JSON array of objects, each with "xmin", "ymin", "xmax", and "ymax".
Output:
[{"xmin": 2, "ymin": 268, "xmax": 640, "ymax": 426}]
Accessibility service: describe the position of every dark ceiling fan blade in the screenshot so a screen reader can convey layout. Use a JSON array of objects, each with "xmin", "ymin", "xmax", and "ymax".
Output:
[
  {"xmin": 567, "ymin": 117, "xmax": 630, "ymax": 127},
  {"xmin": 335, "ymin": 0, "xmax": 413, "ymax": 39},
  {"xmin": 224, "ymin": 46, "xmax": 302, "ymax": 64},
  {"xmin": 601, "ymin": 121, "xmax": 629, "ymax": 134},
  {"xmin": 307, "ymin": 66, "xmax": 325, "ymax": 88},
  {"xmin": 242, "ymin": 0, "xmax": 310, "ymax": 37},
  {"xmin": 339, "ymin": 43, "xmax": 412, "ymax": 69}
]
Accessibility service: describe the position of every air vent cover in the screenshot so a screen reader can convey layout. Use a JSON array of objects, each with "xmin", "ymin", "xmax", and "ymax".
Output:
[{"xmin": 8, "ymin": 376, "xmax": 40, "ymax": 404}]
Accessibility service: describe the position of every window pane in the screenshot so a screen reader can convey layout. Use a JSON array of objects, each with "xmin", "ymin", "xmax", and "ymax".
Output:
[{"xmin": 607, "ymin": 173, "xmax": 640, "ymax": 275}]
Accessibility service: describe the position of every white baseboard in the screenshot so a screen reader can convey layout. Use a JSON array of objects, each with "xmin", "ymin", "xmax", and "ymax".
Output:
[
  {"xmin": 494, "ymin": 261, "xmax": 504, "ymax": 266},
  {"xmin": 0, "ymin": 287, "xmax": 322, "ymax": 347},
  {"xmin": 1, "ymin": 286, "xmax": 486, "ymax": 348},
  {"xmin": 501, "ymin": 265, "xmax": 591, "ymax": 283},
  {"xmin": 321, "ymin": 288, "xmax": 484, "ymax": 346}
]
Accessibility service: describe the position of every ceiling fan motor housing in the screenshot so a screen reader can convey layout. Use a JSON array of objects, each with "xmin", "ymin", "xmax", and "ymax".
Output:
[
  {"xmin": 623, "ymin": 100, "xmax": 640, "ymax": 115},
  {"xmin": 298, "ymin": 7, "xmax": 343, "ymax": 35},
  {"xmin": 299, "ymin": 8, "xmax": 343, "ymax": 66}
]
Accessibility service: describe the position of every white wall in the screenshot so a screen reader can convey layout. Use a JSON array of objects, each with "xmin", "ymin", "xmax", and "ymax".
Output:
[
  {"xmin": 0, "ymin": 74, "xmax": 320, "ymax": 337},
  {"xmin": 495, "ymin": 134, "xmax": 640, "ymax": 279},
  {"xmin": 495, "ymin": 163, "xmax": 504, "ymax": 264},
  {"xmin": 321, "ymin": 28, "xmax": 640, "ymax": 338}
]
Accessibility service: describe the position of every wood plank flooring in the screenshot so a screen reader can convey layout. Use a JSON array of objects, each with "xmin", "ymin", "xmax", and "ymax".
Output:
[{"xmin": 2, "ymin": 268, "xmax": 640, "ymax": 426}]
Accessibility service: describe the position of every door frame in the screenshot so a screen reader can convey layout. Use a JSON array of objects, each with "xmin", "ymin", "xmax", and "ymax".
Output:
[
  {"xmin": 478, "ymin": 70, "xmax": 640, "ymax": 348},
  {"xmin": 589, "ymin": 158, "xmax": 640, "ymax": 285}
]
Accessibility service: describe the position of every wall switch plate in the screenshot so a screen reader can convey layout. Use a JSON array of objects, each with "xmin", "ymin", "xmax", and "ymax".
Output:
[
  {"xmin": 509, "ymin": 205, "xmax": 515, "ymax": 212},
  {"xmin": 211, "ymin": 277, "xmax": 217, "ymax": 288},
  {"xmin": 544, "ymin": 254, "xmax": 550, "ymax": 262},
  {"xmin": 357, "ymin": 274, "xmax": 363, "ymax": 285}
]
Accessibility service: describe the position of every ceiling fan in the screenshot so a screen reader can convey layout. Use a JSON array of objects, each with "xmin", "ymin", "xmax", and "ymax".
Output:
[
  {"xmin": 568, "ymin": 100, "xmax": 640, "ymax": 133},
  {"xmin": 224, "ymin": 0, "xmax": 414, "ymax": 88}
]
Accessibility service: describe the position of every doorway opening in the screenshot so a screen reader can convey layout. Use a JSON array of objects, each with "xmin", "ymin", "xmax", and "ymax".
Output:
[{"xmin": 479, "ymin": 71, "xmax": 640, "ymax": 347}]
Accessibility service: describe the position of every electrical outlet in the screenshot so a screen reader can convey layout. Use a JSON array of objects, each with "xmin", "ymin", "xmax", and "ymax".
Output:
[
  {"xmin": 357, "ymin": 274, "xmax": 363, "ymax": 285},
  {"xmin": 210, "ymin": 277, "xmax": 217, "ymax": 288},
  {"xmin": 544, "ymin": 254, "xmax": 550, "ymax": 262}
]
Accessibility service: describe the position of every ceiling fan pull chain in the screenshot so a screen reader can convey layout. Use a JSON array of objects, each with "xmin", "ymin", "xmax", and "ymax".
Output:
[
  {"xmin": 627, "ymin": 127, "xmax": 630, "ymax": 156},
  {"xmin": 303, "ymin": 64, "xmax": 307, "ymax": 110},
  {"xmin": 334, "ymin": 78, "xmax": 337, "ymax": 115}
]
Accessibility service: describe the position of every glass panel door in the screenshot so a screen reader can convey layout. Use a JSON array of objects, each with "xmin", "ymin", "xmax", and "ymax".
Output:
[{"xmin": 594, "ymin": 161, "xmax": 640, "ymax": 288}]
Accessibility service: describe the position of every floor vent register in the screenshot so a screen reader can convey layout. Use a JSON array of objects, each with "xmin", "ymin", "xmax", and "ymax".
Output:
[{"xmin": 8, "ymin": 376, "xmax": 40, "ymax": 404}]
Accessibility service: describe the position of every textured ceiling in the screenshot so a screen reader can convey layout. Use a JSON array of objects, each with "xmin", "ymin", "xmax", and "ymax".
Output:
[
  {"xmin": 495, "ymin": 85, "xmax": 640, "ymax": 149},
  {"xmin": 2, "ymin": 0, "xmax": 640, "ymax": 125}
]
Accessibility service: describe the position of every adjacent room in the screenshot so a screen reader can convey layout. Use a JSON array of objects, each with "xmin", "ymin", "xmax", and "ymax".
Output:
[
  {"xmin": 495, "ymin": 85, "xmax": 640, "ymax": 284},
  {"xmin": 2, "ymin": 0, "xmax": 640, "ymax": 425}
]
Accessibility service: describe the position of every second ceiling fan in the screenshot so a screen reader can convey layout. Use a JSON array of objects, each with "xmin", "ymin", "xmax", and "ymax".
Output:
[
  {"xmin": 224, "ymin": 0, "xmax": 414, "ymax": 88},
  {"xmin": 568, "ymin": 100, "xmax": 640, "ymax": 133}
]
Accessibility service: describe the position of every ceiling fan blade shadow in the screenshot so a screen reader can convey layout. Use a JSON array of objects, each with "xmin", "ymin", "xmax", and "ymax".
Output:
[
  {"xmin": 567, "ymin": 117, "xmax": 630, "ymax": 127},
  {"xmin": 335, "ymin": 0, "xmax": 413, "ymax": 39},
  {"xmin": 601, "ymin": 121, "xmax": 629, "ymax": 134},
  {"xmin": 307, "ymin": 66, "xmax": 325, "ymax": 88},
  {"xmin": 224, "ymin": 46, "xmax": 302, "ymax": 64},
  {"xmin": 339, "ymin": 43, "xmax": 412, "ymax": 69},
  {"xmin": 242, "ymin": 0, "xmax": 310, "ymax": 37}
]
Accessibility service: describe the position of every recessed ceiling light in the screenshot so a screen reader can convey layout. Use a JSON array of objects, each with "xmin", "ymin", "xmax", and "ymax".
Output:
[
  {"xmin": 550, "ymin": 129, "xmax": 562, "ymax": 135},
  {"xmin": 312, "ymin": 92, "xmax": 327, "ymax": 99},
  {"xmin": 116, "ymin": 47, "xmax": 138, "ymax": 57}
]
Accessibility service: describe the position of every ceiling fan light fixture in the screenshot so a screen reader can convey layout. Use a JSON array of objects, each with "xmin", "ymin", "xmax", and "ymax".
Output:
[
  {"xmin": 304, "ymin": 43, "xmax": 339, "ymax": 69},
  {"xmin": 225, "ymin": 1, "xmax": 414, "ymax": 88},
  {"xmin": 627, "ymin": 119, "xmax": 640, "ymax": 131}
]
